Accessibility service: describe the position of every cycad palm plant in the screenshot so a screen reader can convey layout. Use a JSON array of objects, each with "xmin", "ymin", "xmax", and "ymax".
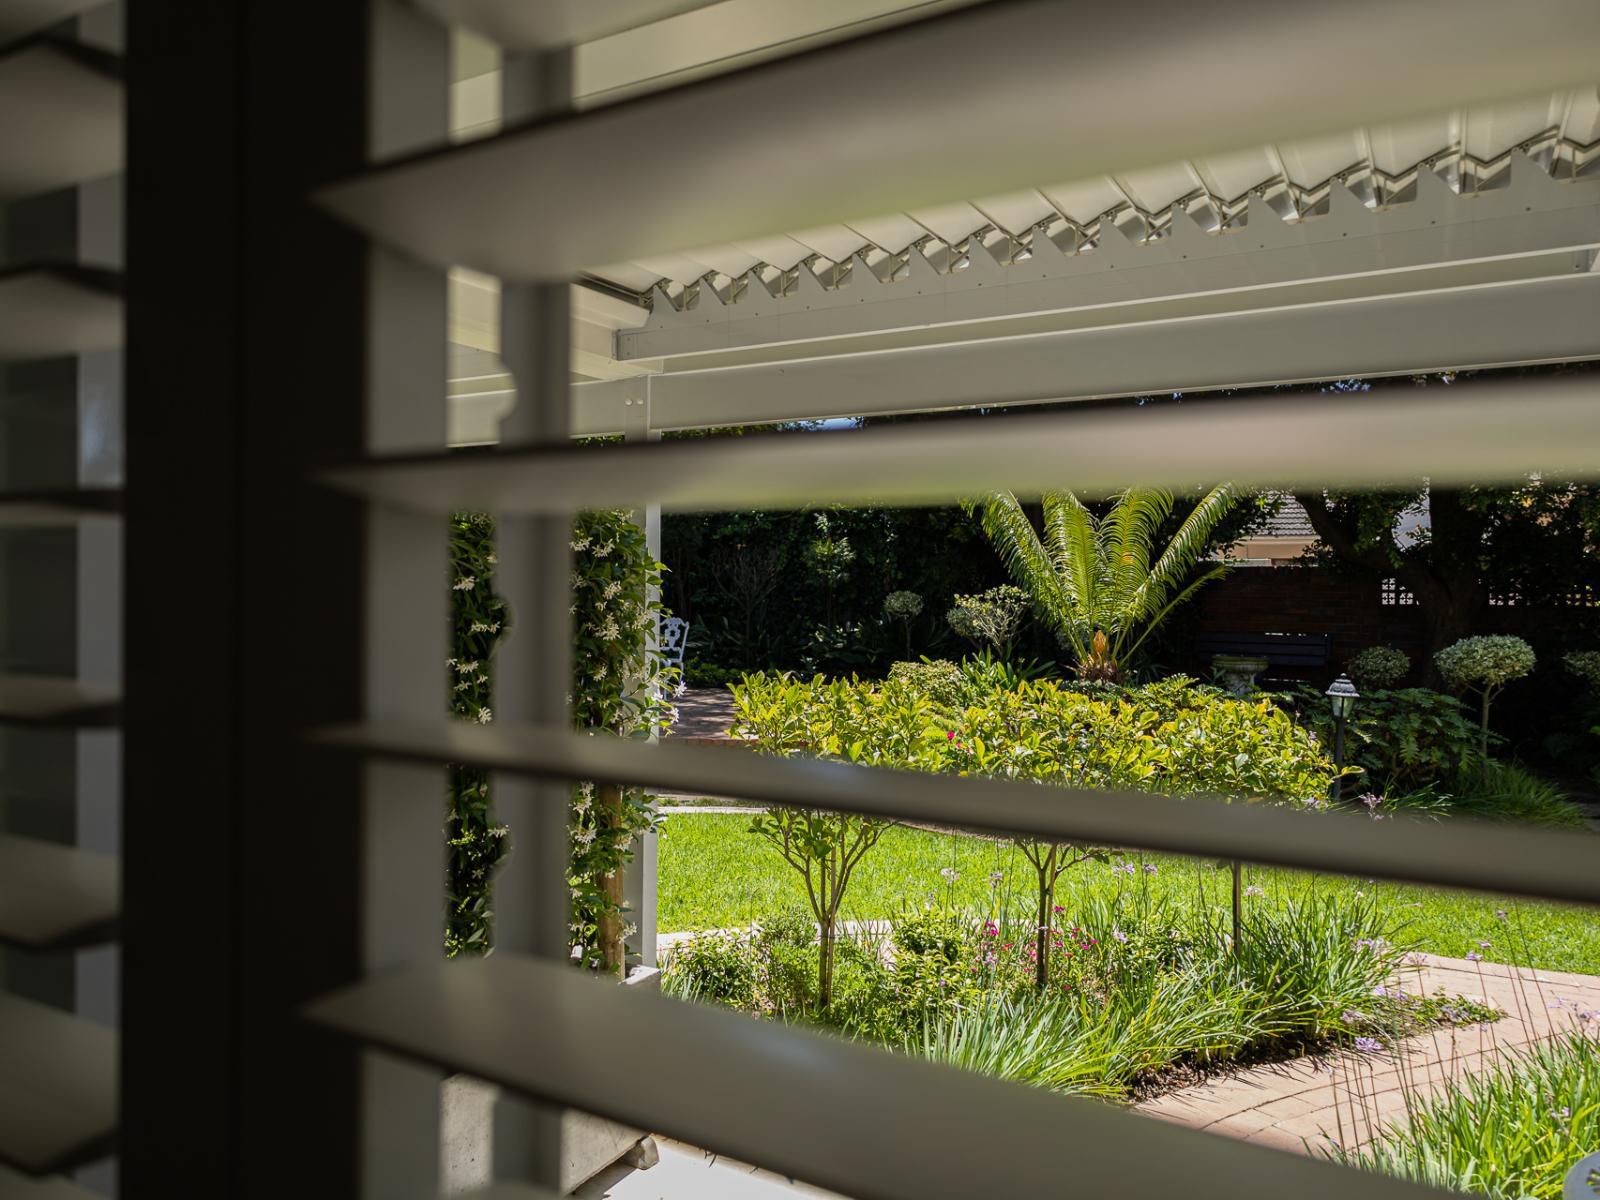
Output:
[{"xmin": 966, "ymin": 486, "xmax": 1238, "ymax": 681}]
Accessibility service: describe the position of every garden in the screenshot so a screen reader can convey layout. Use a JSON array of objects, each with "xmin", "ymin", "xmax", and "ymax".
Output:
[{"xmin": 450, "ymin": 465, "xmax": 1600, "ymax": 1198}]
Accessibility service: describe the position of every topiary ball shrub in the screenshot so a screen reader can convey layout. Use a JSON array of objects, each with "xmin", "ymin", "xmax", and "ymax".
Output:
[
  {"xmin": 1346, "ymin": 645, "xmax": 1409, "ymax": 691},
  {"xmin": 1434, "ymin": 635, "xmax": 1536, "ymax": 760},
  {"xmin": 1435, "ymin": 635, "xmax": 1536, "ymax": 692},
  {"xmin": 883, "ymin": 590, "xmax": 924, "ymax": 621}
]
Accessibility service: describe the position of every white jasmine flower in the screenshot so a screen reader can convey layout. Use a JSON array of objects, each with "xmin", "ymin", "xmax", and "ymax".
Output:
[
  {"xmin": 453, "ymin": 576, "xmax": 476, "ymax": 591},
  {"xmin": 475, "ymin": 707, "xmax": 492, "ymax": 724}
]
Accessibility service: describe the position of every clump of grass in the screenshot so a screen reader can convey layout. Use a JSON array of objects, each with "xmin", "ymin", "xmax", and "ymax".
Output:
[
  {"xmin": 1450, "ymin": 761, "xmax": 1589, "ymax": 829},
  {"xmin": 1331, "ymin": 1028, "xmax": 1600, "ymax": 1199}
]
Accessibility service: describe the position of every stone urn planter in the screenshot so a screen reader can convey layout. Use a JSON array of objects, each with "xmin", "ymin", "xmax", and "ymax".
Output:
[{"xmin": 1211, "ymin": 654, "xmax": 1270, "ymax": 696}]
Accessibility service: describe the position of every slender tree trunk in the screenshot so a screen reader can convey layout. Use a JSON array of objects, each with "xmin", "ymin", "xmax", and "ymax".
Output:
[
  {"xmin": 1479, "ymin": 688, "xmax": 1493, "ymax": 762},
  {"xmin": 597, "ymin": 784, "xmax": 627, "ymax": 974},
  {"xmin": 818, "ymin": 912, "xmax": 836, "ymax": 1010},
  {"xmin": 1035, "ymin": 845, "xmax": 1056, "ymax": 990}
]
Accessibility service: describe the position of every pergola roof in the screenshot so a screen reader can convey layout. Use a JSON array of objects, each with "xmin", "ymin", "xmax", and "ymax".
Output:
[{"xmin": 425, "ymin": 1, "xmax": 1600, "ymax": 445}]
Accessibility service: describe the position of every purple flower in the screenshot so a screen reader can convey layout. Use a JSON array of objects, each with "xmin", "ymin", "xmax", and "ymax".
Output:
[
  {"xmin": 1478, "ymin": 940, "xmax": 1492, "ymax": 951},
  {"xmin": 1466, "ymin": 951, "xmax": 1482, "ymax": 962},
  {"xmin": 1143, "ymin": 863, "xmax": 1158, "ymax": 876},
  {"xmin": 1494, "ymin": 909, "xmax": 1507, "ymax": 921},
  {"xmin": 1340, "ymin": 1010, "xmax": 1361, "ymax": 1026},
  {"xmin": 1361, "ymin": 793, "xmax": 1383, "ymax": 809},
  {"xmin": 1244, "ymin": 884, "xmax": 1264, "ymax": 898},
  {"xmin": 1354, "ymin": 1037, "xmax": 1381, "ymax": 1053}
]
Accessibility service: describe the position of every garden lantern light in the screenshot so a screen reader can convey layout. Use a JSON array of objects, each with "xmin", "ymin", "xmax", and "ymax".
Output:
[{"xmin": 1326, "ymin": 674, "xmax": 1359, "ymax": 802}]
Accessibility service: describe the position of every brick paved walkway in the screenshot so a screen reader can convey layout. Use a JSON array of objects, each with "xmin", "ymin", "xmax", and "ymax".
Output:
[
  {"xmin": 666, "ymin": 687, "xmax": 738, "ymax": 742},
  {"xmin": 1138, "ymin": 953, "xmax": 1600, "ymax": 1154}
]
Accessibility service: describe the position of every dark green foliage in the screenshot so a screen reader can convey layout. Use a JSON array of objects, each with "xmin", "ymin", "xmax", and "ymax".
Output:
[
  {"xmin": 1286, "ymin": 686, "xmax": 1485, "ymax": 794},
  {"xmin": 1449, "ymin": 761, "xmax": 1588, "ymax": 829},
  {"xmin": 661, "ymin": 504, "xmax": 996, "ymax": 677}
]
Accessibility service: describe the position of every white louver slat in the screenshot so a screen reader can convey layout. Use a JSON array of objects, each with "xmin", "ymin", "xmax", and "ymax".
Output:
[
  {"xmin": 0, "ymin": 994, "xmax": 116, "ymax": 1177},
  {"xmin": 305, "ymin": 954, "xmax": 1454, "ymax": 1200},
  {"xmin": 315, "ymin": 0, "xmax": 1600, "ymax": 282},
  {"xmin": 0, "ymin": 835, "xmax": 118, "ymax": 952},
  {"xmin": 0, "ymin": 266, "xmax": 121, "ymax": 362},
  {"xmin": 0, "ymin": 36, "xmax": 120, "ymax": 200},
  {"xmin": 0, "ymin": 674, "xmax": 119, "ymax": 728},
  {"xmin": 316, "ymin": 719, "xmax": 1600, "ymax": 907},
  {"xmin": 326, "ymin": 376, "xmax": 1600, "ymax": 515}
]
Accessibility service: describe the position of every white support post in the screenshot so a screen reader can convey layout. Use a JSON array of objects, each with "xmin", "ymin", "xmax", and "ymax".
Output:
[
  {"xmin": 489, "ymin": 46, "xmax": 574, "ymax": 1190},
  {"xmin": 621, "ymin": 379, "xmax": 658, "ymax": 968},
  {"xmin": 361, "ymin": 5, "xmax": 450, "ymax": 1198}
]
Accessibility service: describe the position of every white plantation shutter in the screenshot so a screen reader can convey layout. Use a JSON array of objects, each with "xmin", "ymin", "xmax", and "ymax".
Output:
[{"xmin": 111, "ymin": 1, "xmax": 1600, "ymax": 1197}]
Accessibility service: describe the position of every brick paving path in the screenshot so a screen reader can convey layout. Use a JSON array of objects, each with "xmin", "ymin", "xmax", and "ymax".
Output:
[
  {"xmin": 666, "ymin": 687, "xmax": 737, "ymax": 742},
  {"xmin": 1138, "ymin": 953, "xmax": 1600, "ymax": 1155}
]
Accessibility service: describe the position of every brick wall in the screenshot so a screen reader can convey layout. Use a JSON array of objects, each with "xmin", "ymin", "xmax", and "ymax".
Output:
[
  {"xmin": 1190, "ymin": 567, "xmax": 1422, "ymax": 683},
  {"xmin": 1189, "ymin": 566, "xmax": 1593, "ymax": 684}
]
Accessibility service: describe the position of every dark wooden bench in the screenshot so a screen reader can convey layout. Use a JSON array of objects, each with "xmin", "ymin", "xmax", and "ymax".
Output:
[{"xmin": 1195, "ymin": 631, "xmax": 1332, "ymax": 671}]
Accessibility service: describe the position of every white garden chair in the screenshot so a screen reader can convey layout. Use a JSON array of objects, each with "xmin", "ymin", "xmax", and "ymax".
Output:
[{"xmin": 660, "ymin": 615, "xmax": 689, "ymax": 673}]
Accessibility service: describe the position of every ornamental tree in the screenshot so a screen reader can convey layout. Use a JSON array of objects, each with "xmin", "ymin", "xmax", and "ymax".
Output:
[
  {"xmin": 883, "ymin": 589, "xmax": 924, "ymax": 658},
  {"xmin": 1434, "ymin": 634, "xmax": 1536, "ymax": 760},
  {"xmin": 731, "ymin": 674, "xmax": 944, "ymax": 1009},
  {"xmin": 945, "ymin": 584, "xmax": 1030, "ymax": 659}
]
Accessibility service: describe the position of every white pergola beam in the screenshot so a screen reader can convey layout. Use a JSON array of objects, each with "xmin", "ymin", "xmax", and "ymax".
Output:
[
  {"xmin": 621, "ymin": 161, "xmax": 1600, "ymax": 362},
  {"xmin": 570, "ymin": 271, "xmax": 1600, "ymax": 436}
]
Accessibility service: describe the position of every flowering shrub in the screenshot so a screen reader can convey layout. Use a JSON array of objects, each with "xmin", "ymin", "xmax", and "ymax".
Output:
[
  {"xmin": 569, "ymin": 510, "xmax": 677, "ymax": 971},
  {"xmin": 1345, "ymin": 645, "xmax": 1410, "ymax": 690},
  {"xmin": 1435, "ymin": 635, "xmax": 1536, "ymax": 758},
  {"xmin": 445, "ymin": 510, "xmax": 675, "ymax": 969},
  {"xmin": 445, "ymin": 514, "xmax": 506, "ymax": 956},
  {"xmin": 945, "ymin": 584, "xmax": 1029, "ymax": 658}
]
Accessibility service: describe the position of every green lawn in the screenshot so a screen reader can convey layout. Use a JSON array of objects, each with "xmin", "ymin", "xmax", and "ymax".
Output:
[{"xmin": 656, "ymin": 811, "xmax": 1600, "ymax": 975}]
